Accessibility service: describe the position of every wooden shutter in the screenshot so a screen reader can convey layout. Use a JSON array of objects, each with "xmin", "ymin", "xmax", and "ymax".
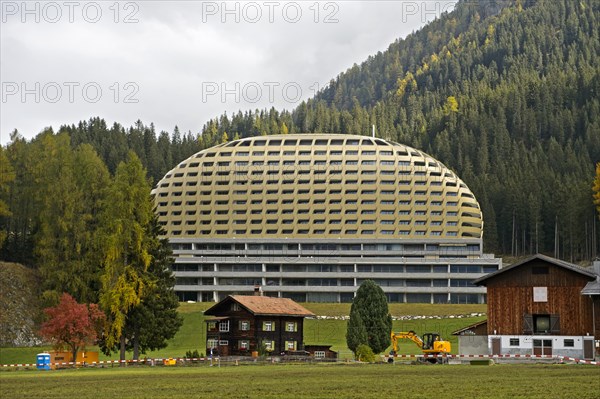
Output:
[
  {"xmin": 549, "ymin": 314, "xmax": 560, "ymax": 334},
  {"xmin": 523, "ymin": 314, "xmax": 534, "ymax": 334}
]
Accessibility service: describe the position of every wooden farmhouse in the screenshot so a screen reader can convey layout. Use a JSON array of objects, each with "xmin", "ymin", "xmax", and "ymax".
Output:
[
  {"xmin": 471, "ymin": 254, "xmax": 599, "ymax": 359},
  {"xmin": 204, "ymin": 294, "xmax": 314, "ymax": 356}
]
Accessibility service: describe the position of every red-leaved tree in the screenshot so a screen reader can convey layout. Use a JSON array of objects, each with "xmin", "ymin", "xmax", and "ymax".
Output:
[{"xmin": 39, "ymin": 293, "xmax": 105, "ymax": 365}]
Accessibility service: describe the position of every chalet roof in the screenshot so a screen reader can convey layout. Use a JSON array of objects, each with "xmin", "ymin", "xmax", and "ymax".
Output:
[
  {"xmin": 473, "ymin": 254, "xmax": 597, "ymax": 286},
  {"xmin": 582, "ymin": 277, "xmax": 600, "ymax": 295},
  {"xmin": 451, "ymin": 320, "xmax": 487, "ymax": 335},
  {"xmin": 204, "ymin": 295, "xmax": 315, "ymax": 317}
]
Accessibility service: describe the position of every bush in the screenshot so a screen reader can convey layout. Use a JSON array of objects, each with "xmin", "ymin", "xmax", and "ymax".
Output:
[
  {"xmin": 355, "ymin": 344, "xmax": 376, "ymax": 363},
  {"xmin": 185, "ymin": 349, "xmax": 200, "ymax": 359}
]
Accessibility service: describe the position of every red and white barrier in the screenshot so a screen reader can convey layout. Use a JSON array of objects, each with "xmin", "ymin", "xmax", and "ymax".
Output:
[
  {"xmin": 2, "ymin": 354, "xmax": 598, "ymax": 368},
  {"xmin": 1, "ymin": 357, "xmax": 209, "ymax": 368},
  {"xmin": 383, "ymin": 353, "xmax": 599, "ymax": 365}
]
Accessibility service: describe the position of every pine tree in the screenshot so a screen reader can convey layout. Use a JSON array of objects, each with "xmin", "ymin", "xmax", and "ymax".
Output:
[{"xmin": 347, "ymin": 280, "xmax": 392, "ymax": 354}]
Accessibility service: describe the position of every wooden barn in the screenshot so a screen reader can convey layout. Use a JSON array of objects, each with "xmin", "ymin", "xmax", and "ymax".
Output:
[
  {"xmin": 204, "ymin": 294, "xmax": 314, "ymax": 356},
  {"xmin": 472, "ymin": 254, "xmax": 599, "ymax": 359}
]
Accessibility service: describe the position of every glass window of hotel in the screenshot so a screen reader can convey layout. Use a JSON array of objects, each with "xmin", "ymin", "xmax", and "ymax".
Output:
[
  {"xmin": 286, "ymin": 322, "xmax": 297, "ymax": 332},
  {"xmin": 262, "ymin": 321, "xmax": 275, "ymax": 332}
]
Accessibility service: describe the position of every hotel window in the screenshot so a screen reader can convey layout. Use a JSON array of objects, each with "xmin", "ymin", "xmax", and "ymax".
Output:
[
  {"xmin": 263, "ymin": 321, "xmax": 275, "ymax": 331},
  {"xmin": 286, "ymin": 322, "xmax": 297, "ymax": 332}
]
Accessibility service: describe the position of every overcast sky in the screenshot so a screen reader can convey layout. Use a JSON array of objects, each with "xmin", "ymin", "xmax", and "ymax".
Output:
[{"xmin": 0, "ymin": 1, "xmax": 457, "ymax": 145}]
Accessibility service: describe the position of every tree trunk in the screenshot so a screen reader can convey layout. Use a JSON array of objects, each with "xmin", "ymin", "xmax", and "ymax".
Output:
[
  {"xmin": 120, "ymin": 334, "xmax": 127, "ymax": 363},
  {"xmin": 71, "ymin": 345, "xmax": 78, "ymax": 368},
  {"xmin": 133, "ymin": 335, "xmax": 139, "ymax": 361}
]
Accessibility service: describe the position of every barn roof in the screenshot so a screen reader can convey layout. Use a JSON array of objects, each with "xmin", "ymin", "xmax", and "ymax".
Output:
[
  {"xmin": 472, "ymin": 254, "xmax": 597, "ymax": 286},
  {"xmin": 204, "ymin": 295, "xmax": 315, "ymax": 317},
  {"xmin": 451, "ymin": 320, "xmax": 488, "ymax": 336}
]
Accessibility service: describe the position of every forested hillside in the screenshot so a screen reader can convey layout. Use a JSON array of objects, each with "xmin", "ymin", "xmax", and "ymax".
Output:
[{"xmin": 1, "ymin": 0, "xmax": 599, "ymax": 263}]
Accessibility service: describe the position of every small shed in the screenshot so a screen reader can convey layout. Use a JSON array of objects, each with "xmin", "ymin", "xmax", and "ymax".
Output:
[
  {"xmin": 304, "ymin": 345, "xmax": 338, "ymax": 360},
  {"xmin": 451, "ymin": 320, "xmax": 488, "ymax": 356}
]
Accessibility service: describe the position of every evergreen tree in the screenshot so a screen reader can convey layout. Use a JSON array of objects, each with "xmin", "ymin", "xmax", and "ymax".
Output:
[
  {"xmin": 347, "ymin": 280, "xmax": 392, "ymax": 354},
  {"xmin": 346, "ymin": 305, "xmax": 367, "ymax": 357}
]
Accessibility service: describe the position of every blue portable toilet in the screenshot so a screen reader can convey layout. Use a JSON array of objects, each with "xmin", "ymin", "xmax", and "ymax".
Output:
[{"xmin": 36, "ymin": 353, "xmax": 51, "ymax": 370}]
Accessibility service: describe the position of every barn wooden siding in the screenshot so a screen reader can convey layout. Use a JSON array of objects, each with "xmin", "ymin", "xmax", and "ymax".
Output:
[{"xmin": 485, "ymin": 259, "xmax": 596, "ymax": 336}]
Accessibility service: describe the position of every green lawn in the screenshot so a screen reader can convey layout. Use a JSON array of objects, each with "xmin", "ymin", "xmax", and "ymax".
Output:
[
  {"xmin": 1, "ymin": 303, "xmax": 485, "ymax": 364},
  {"xmin": 1, "ymin": 364, "xmax": 598, "ymax": 399}
]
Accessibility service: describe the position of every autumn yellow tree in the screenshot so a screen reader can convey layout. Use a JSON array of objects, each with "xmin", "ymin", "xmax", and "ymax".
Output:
[{"xmin": 98, "ymin": 152, "xmax": 154, "ymax": 361}]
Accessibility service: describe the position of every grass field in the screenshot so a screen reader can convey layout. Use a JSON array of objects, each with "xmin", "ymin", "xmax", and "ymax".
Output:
[
  {"xmin": 0, "ymin": 303, "xmax": 485, "ymax": 364},
  {"xmin": 1, "ymin": 364, "xmax": 598, "ymax": 399}
]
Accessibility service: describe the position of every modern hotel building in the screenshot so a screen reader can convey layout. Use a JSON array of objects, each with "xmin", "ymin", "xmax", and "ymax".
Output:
[{"xmin": 152, "ymin": 134, "xmax": 501, "ymax": 303}]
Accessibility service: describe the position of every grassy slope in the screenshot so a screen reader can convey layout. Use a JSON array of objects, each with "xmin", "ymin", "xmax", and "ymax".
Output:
[
  {"xmin": 0, "ymin": 303, "xmax": 485, "ymax": 364},
  {"xmin": 1, "ymin": 364, "xmax": 599, "ymax": 399}
]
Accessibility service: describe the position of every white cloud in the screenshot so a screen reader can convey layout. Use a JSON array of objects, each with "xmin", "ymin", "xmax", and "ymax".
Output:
[{"xmin": 0, "ymin": 0, "xmax": 457, "ymax": 144}]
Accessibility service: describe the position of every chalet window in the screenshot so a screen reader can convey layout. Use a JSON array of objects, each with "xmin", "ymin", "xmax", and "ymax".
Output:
[
  {"xmin": 231, "ymin": 303, "xmax": 241, "ymax": 311},
  {"xmin": 285, "ymin": 322, "xmax": 297, "ymax": 332},
  {"xmin": 239, "ymin": 321, "xmax": 250, "ymax": 331},
  {"xmin": 207, "ymin": 339, "xmax": 218, "ymax": 348},
  {"xmin": 263, "ymin": 340, "xmax": 275, "ymax": 351},
  {"xmin": 207, "ymin": 321, "xmax": 217, "ymax": 332},
  {"xmin": 314, "ymin": 351, "xmax": 326, "ymax": 359},
  {"xmin": 219, "ymin": 320, "xmax": 230, "ymax": 332},
  {"xmin": 219, "ymin": 340, "xmax": 228, "ymax": 346},
  {"xmin": 509, "ymin": 338, "xmax": 520, "ymax": 346},
  {"xmin": 563, "ymin": 339, "xmax": 574, "ymax": 348},
  {"xmin": 239, "ymin": 340, "xmax": 249, "ymax": 350},
  {"xmin": 285, "ymin": 341, "xmax": 297, "ymax": 351},
  {"xmin": 263, "ymin": 321, "xmax": 275, "ymax": 332}
]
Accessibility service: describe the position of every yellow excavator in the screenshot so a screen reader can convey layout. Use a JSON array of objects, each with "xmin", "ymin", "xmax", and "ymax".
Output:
[{"xmin": 389, "ymin": 331, "xmax": 451, "ymax": 363}]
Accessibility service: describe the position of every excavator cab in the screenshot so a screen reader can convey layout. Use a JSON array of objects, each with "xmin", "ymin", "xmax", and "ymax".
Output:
[{"xmin": 421, "ymin": 333, "xmax": 441, "ymax": 350}]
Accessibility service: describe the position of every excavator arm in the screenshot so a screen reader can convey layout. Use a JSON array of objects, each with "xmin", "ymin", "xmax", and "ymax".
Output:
[{"xmin": 390, "ymin": 331, "xmax": 423, "ymax": 355}]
